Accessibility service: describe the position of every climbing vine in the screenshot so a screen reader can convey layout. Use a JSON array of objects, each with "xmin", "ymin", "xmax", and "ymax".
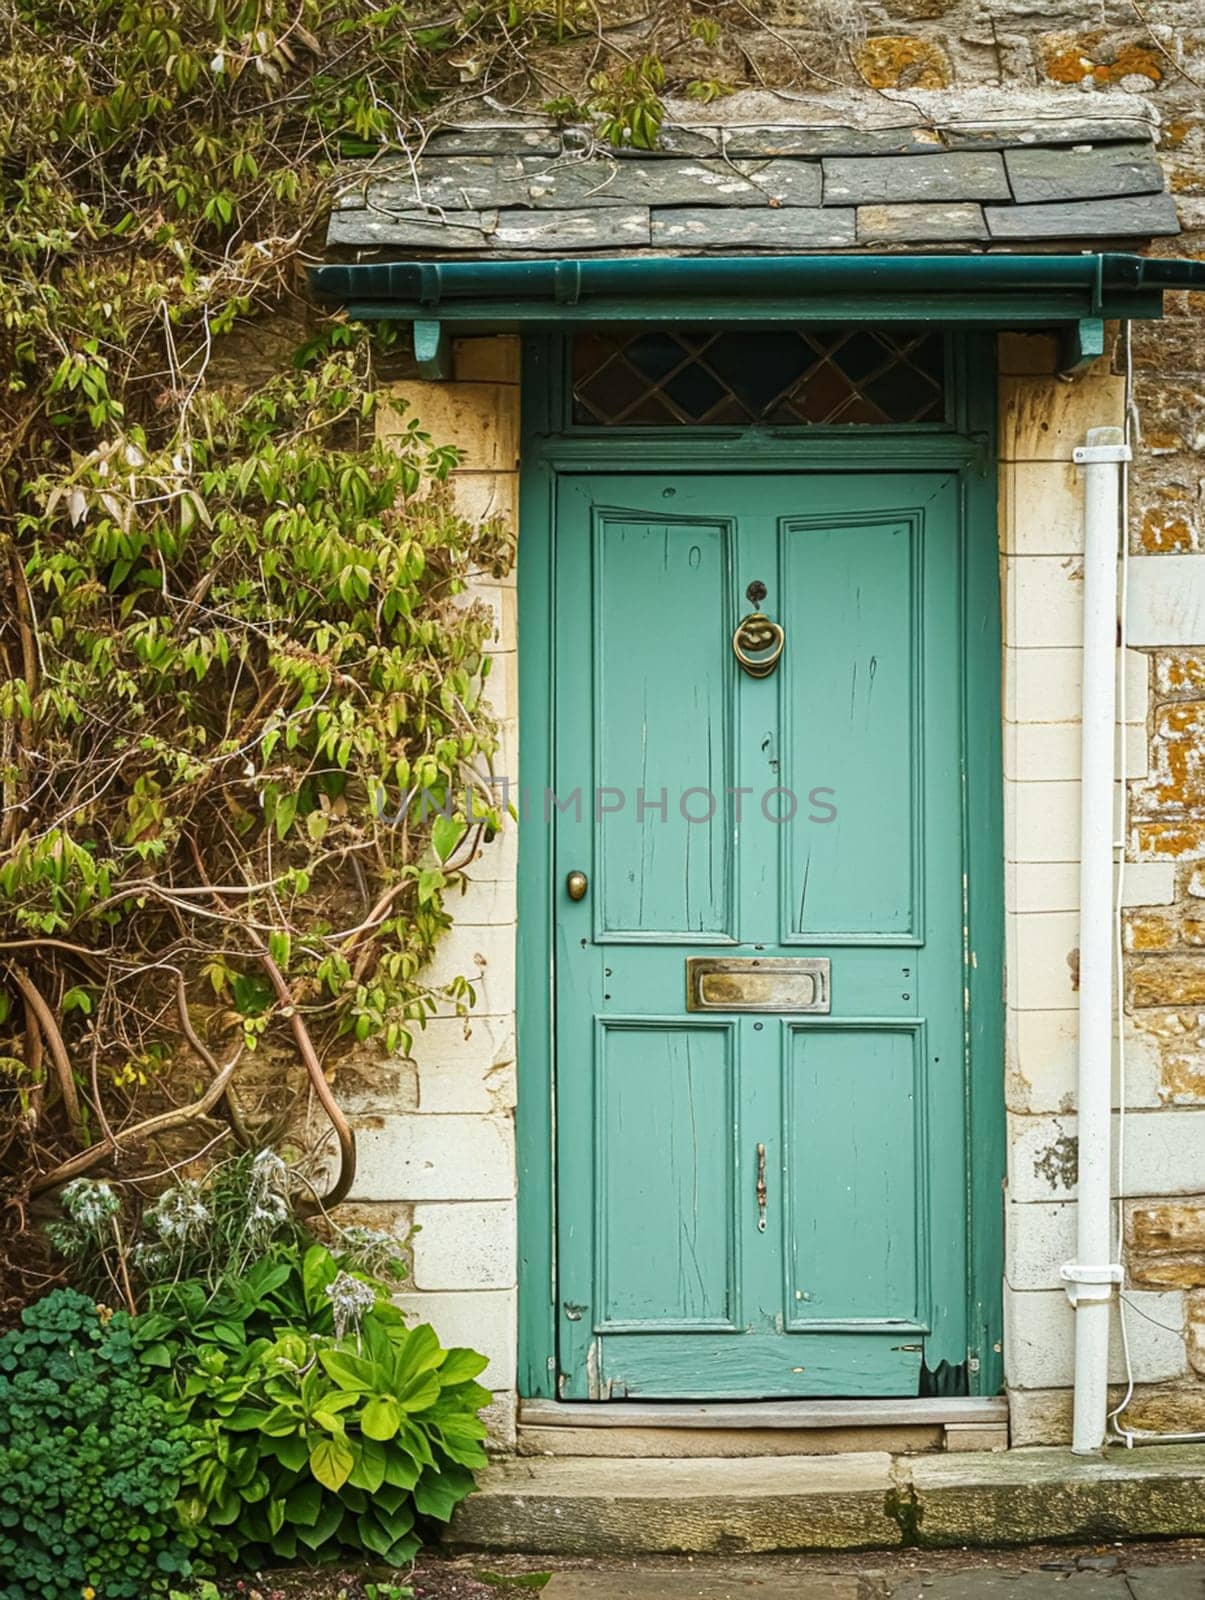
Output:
[{"xmin": 0, "ymin": 0, "xmax": 758, "ymax": 1299}]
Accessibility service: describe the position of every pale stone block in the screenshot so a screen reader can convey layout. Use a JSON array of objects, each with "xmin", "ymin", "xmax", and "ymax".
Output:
[
  {"xmin": 1005, "ymin": 648, "xmax": 1082, "ymax": 724},
  {"xmin": 1123, "ymin": 1109, "xmax": 1205, "ymax": 1197},
  {"xmin": 417, "ymin": 1057, "xmax": 515, "ymax": 1116},
  {"xmin": 1007, "ymin": 910, "xmax": 1079, "ymax": 1011},
  {"xmin": 412, "ymin": 1200, "xmax": 517, "ymax": 1290},
  {"xmin": 1006, "ymin": 860, "xmax": 1169, "ymax": 914},
  {"xmin": 379, "ymin": 383, "xmax": 519, "ymax": 471},
  {"xmin": 1007, "ymin": 1009, "xmax": 1077, "ymax": 1114},
  {"xmin": 1015, "ymin": 722, "xmax": 1146, "ymax": 784},
  {"xmin": 447, "ymin": 873, "xmax": 516, "ymax": 926},
  {"xmin": 1000, "ymin": 460, "xmax": 1083, "ymax": 556},
  {"xmin": 351, "ymin": 1113, "xmax": 515, "ymax": 1202},
  {"xmin": 1003, "ymin": 1284, "xmax": 1185, "ymax": 1389},
  {"xmin": 423, "ymin": 920, "xmax": 515, "ymax": 1017},
  {"xmin": 482, "ymin": 1388, "xmax": 518, "ymax": 1453},
  {"xmin": 454, "ymin": 336, "xmax": 521, "ymax": 384},
  {"xmin": 460, "ymin": 580, "xmax": 518, "ymax": 654},
  {"xmin": 1004, "ymin": 649, "xmax": 1147, "ymax": 726},
  {"xmin": 411, "ymin": 1015, "xmax": 516, "ymax": 1113},
  {"xmin": 1006, "ymin": 1011, "xmax": 1161, "ymax": 1115},
  {"xmin": 1005, "ymin": 781, "xmax": 1079, "ymax": 864},
  {"xmin": 1005, "ymin": 1200, "xmax": 1076, "ymax": 1291},
  {"xmin": 1009, "ymin": 1108, "xmax": 1205, "ymax": 1201},
  {"xmin": 1007, "ymin": 1386, "xmax": 1071, "ymax": 1445},
  {"xmin": 997, "ymin": 332, "xmax": 1060, "ymax": 378},
  {"xmin": 490, "ymin": 716, "xmax": 519, "ymax": 787},
  {"xmin": 1004, "ymin": 720, "xmax": 1146, "ymax": 783},
  {"xmin": 461, "ymin": 820, "xmax": 518, "ymax": 885},
  {"xmin": 455, "ymin": 470, "xmax": 519, "ymax": 530},
  {"xmin": 999, "ymin": 370, "xmax": 1125, "ymax": 463},
  {"xmin": 1119, "ymin": 861, "xmax": 1177, "ymax": 906},
  {"xmin": 1127, "ymin": 555, "xmax": 1205, "ymax": 647},
  {"xmin": 480, "ymin": 647, "xmax": 518, "ymax": 723},
  {"xmin": 1126, "ymin": 648, "xmax": 1151, "ymax": 726},
  {"xmin": 1006, "ymin": 555, "xmax": 1085, "ymax": 649},
  {"xmin": 397, "ymin": 1289, "xmax": 517, "ymax": 1389},
  {"xmin": 1007, "ymin": 1111, "xmax": 1080, "ymax": 1202}
]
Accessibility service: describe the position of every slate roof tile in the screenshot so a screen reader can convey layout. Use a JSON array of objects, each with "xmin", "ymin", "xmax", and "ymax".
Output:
[
  {"xmin": 856, "ymin": 203, "xmax": 988, "ymax": 245},
  {"xmin": 822, "ymin": 151, "xmax": 1011, "ymax": 205},
  {"xmin": 650, "ymin": 207, "xmax": 855, "ymax": 248},
  {"xmin": 1003, "ymin": 142, "xmax": 1164, "ymax": 204},
  {"xmin": 327, "ymin": 114, "xmax": 1179, "ymax": 257},
  {"xmin": 984, "ymin": 191, "xmax": 1180, "ymax": 240}
]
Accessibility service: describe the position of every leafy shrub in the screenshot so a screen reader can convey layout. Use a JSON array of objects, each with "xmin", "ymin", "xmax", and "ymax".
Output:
[
  {"xmin": 141, "ymin": 1243, "xmax": 487, "ymax": 1567},
  {"xmin": 0, "ymin": 1290, "xmax": 195, "ymax": 1600}
]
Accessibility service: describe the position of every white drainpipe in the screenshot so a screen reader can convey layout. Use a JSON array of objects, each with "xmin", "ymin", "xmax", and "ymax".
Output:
[{"xmin": 1062, "ymin": 425, "xmax": 1130, "ymax": 1455}]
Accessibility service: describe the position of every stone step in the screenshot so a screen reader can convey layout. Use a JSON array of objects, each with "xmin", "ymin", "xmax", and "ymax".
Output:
[
  {"xmin": 446, "ymin": 1444, "xmax": 1205, "ymax": 1556},
  {"xmin": 516, "ymin": 1398, "xmax": 1009, "ymax": 1459}
]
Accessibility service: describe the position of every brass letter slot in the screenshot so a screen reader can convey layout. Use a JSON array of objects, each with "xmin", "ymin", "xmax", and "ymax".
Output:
[{"xmin": 686, "ymin": 957, "xmax": 831, "ymax": 1014}]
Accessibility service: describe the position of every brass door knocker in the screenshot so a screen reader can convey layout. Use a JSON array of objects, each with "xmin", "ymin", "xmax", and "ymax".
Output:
[{"xmin": 733, "ymin": 581, "xmax": 784, "ymax": 679}]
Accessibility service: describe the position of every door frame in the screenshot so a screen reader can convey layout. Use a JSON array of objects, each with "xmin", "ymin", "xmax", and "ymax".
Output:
[{"xmin": 515, "ymin": 327, "xmax": 1004, "ymax": 1401}]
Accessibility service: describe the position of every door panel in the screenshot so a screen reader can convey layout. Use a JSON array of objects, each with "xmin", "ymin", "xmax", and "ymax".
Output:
[
  {"xmin": 554, "ymin": 472, "xmax": 971, "ymax": 1401},
  {"xmin": 779, "ymin": 515, "xmax": 919, "ymax": 940},
  {"xmin": 783, "ymin": 1023, "xmax": 923, "ymax": 1326},
  {"xmin": 594, "ymin": 510, "xmax": 736, "ymax": 941},
  {"xmin": 595, "ymin": 1020, "xmax": 736, "ymax": 1329}
]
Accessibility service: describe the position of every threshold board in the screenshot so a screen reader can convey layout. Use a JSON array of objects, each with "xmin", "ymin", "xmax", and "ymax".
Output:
[{"xmin": 519, "ymin": 1398, "xmax": 1008, "ymax": 1431}]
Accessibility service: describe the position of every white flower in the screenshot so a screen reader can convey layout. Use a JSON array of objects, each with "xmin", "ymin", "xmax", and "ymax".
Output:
[
  {"xmin": 146, "ymin": 1180, "xmax": 210, "ymax": 1242},
  {"xmin": 250, "ymin": 1148, "xmax": 287, "ymax": 1189},
  {"xmin": 60, "ymin": 1179, "xmax": 121, "ymax": 1232},
  {"xmin": 326, "ymin": 1271, "xmax": 376, "ymax": 1340}
]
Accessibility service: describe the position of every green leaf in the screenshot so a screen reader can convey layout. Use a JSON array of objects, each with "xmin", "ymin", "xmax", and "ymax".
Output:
[
  {"xmin": 302, "ymin": 1244, "xmax": 339, "ymax": 1315},
  {"xmin": 355, "ymin": 1511, "xmax": 400, "ymax": 1557},
  {"xmin": 309, "ymin": 1433, "xmax": 355, "ymax": 1492},
  {"xmin": 318, "ymin": 1348, "xmax": 377, "ymax": 1393},
  {"xmin": 264, "ymin": 1432, "xmax": 308, "ymax": 1471},
  {"xmin": 439, "ymin": 1347, "xmax": 490, "ymax": 1385},
  {"xmin": 284, "ymin": 1479, "xmax": 323, "ymax": 1528},
  {"xmin": 431, "ymin": 814, "xmax": 465, "ymax": 863},
  {"xmin": 223, "ymin": 1405, "xmax": 269, "ymax": 1431},
  {"xmin": 347, "ymin": 1436, "xmax": 388, "ymax": 1493},
  {"xmin": 413, "ymin": 1461, "xmax": 476, "ymax": 1522},
  {"xmin": 361, "ymin": 1393, "xmax": 404, "ymax": 1441},
  {"xmin": 296, "ymin": 1497, "xmax": 344, "ymax": 1551}
]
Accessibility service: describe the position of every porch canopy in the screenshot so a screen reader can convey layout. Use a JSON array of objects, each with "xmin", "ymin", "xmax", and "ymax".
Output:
[{"xmin": 310, "ymin": 91, "xmax": 1205, "ymax": 373}]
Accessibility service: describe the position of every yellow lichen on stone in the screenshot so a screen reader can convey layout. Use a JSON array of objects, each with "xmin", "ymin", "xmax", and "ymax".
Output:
[
  {"xmin": 1041, "ymin": 32, "xmax": 1162, "ymax": 86},
  {"xmin": 1141, "ymin": 508, "xmax": 1196, "ymax": 553},
  {"xmin": 1124, "ymin": 908, "xmax": 1181, "ymax": 952},
  {"xmin": 856, "ymin": 35, "xmax": 951, "ymax": 89},
  {"xmin": 1157, "ymin": 651, "xmax": 1205, "ymax": 698},
  {"xmin": 1134, "ymin": 821, "xmax": 1205, "ymax": 859}
]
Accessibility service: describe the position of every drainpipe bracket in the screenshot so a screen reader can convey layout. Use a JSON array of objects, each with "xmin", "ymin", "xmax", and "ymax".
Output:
[
  {"xmin": 1060, "ymin": 1262, "xmax": 1123, "ymax": 1305},
  {"xmin": 1073, "ymin": 444, "xmax": 1132, "ymax": 466}
]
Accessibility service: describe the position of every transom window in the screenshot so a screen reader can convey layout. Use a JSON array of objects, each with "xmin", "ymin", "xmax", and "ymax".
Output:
[{"xmin": 571, "ymin": 325, "xmax": 946, "ymax": 428}]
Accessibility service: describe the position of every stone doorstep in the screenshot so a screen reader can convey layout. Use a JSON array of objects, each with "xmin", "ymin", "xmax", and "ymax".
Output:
[
  {"xmin": 444, "ymin": 1444, "xmax": 1205, "ymax": 1556},
  {"xmin": 515, "ymin": 1399, "xmax": 1009, "ymax": 1460}
]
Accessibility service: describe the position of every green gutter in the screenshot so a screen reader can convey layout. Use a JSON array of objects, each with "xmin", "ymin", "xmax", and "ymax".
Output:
[{"xmin": 309, "ymin": 251, "xmax": 1205, "ymax": 327}]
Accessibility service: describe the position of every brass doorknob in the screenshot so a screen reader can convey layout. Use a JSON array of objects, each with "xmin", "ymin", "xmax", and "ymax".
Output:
[{"xmin": 566, "ymin": 870, "xmax": 588, "ymax": 901}]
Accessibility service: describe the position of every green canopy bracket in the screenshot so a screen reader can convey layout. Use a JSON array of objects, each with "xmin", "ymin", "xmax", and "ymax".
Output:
[
  {"xmin": 1060, "ymin": 317, "xmax": 1107, "ymax": 379},
  {"xmin": 413, "ymin": 318, "xmax": 451, "ymax": 379}
]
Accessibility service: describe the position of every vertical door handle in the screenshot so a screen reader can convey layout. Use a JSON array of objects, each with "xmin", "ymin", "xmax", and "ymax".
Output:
[{"xmin": 756, "ymin": 1142, "xmax": 768, "ymax": 1233}]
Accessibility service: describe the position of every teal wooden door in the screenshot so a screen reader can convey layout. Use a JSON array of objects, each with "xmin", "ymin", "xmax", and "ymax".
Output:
[{"xmin": 553, "ymin": 471, "xmax": 972, "ymax": 1401}]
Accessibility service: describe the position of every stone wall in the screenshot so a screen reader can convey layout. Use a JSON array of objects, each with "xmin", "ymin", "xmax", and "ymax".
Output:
[{"xmin": 364, "ymin": 338, "xmax": 521, "ymax": 1448}]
